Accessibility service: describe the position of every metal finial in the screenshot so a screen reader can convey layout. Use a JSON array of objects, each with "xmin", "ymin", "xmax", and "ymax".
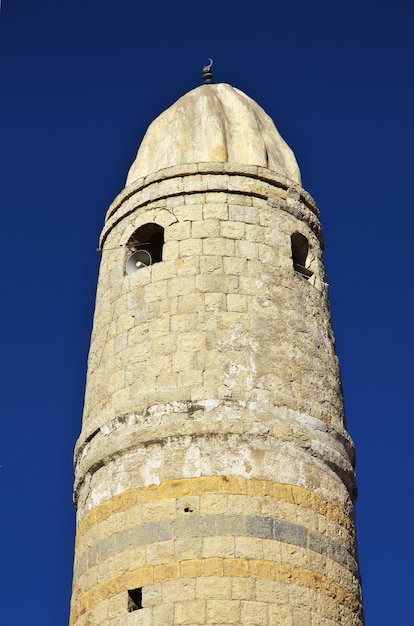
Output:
[{"xmin": 203, "ymin": 58, "xmax": 214, "ymax": 84}]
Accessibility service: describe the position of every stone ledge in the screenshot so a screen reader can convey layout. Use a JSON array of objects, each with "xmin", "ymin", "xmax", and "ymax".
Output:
[{"xmin": 100, "ymin": 164, "xmax": 320, "ymax": 250}]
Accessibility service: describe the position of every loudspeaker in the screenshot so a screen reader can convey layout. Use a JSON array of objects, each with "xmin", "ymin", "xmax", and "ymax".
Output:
[{"xmin": 126, "ymin": 250, "xmax": 152, "ymax": 275}]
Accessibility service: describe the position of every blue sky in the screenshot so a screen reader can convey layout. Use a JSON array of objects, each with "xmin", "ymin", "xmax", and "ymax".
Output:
[{"xmin": 1, "ymin": 1, "xmax": 413, "ymax": 624}]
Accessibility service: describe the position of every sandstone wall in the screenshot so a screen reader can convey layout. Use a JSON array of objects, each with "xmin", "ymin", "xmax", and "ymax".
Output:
[{"xmin": 70, "ymin": 164, "xmax": 363, "ymax": 625}]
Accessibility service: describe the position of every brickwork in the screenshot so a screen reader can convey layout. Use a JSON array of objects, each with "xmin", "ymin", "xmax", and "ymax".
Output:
[{"xmin": 71, "ymin": 114, "xmax": 363, "ymax": 623}]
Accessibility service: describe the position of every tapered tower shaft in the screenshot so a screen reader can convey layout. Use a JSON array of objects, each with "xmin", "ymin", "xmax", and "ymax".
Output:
[{"xmin": 70, "ymin": 83, "xmax": 363, "ymax": 625}]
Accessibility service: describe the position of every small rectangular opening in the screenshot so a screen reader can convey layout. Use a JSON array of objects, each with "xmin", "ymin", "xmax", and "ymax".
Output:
[{"xmin": 128, "ymin": 587, "xmax": 143, "ymax": 612}]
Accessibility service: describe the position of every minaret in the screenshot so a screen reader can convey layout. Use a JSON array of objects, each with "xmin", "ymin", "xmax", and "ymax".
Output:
[{"xmin": 70, "ymin": 72, "xmax": 364, "ymax": 625}]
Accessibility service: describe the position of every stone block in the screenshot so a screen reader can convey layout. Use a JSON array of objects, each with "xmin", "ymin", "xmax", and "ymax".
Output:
[
  {"xmin": 172, "ymin": 349, "xmax": 197, "ymax": 372},
  {"xmin": 162, "ymin": 240, "xmax": 179, "ymax": 260},
  {"xmin": 179, "ymin": 238, "xmax": 202, "ymax": 257},
  {"xmin": 142, "ymin": 354, "xmax": 171, "ymax": 378},
  {"xmin": 249, "ymin": 559, "xmax": 275, "ymax": 581},
  {"xmin": 174, "ymin": 538, "xmax": 203, "ymax": 562},
  {"xmin": 151, "ymin": 333, "xmax": 176, "ymax": 355},
  {"xmin": 162, "ymin": 579, "xmax": 196, "ymax": 603},
  {"xmin": 236, "ymin": 239, "xmax": 258, "ymax": 259},
  {"xmin": 174, "ymin": 599, "xmax": 206, "ymax": 624},
  {"xmin": 196, "ymin": 576, "xmax": 231, "ymax": 599},
  {"xmin": 177, "ymin": 293, "xmax": 204, "ymax": 313},
  {"xmin": 167, "ymin": 275, "xmax": 196, "ymax": 297},
  {"xmin": 97, "ymin": 535, "xmax": 116, "ymax": 562},
  {"xmin": 75, "ymin": 552, "xmax": 88, "ymax": 578},
  {"xmin": 185, "ymin": 192, "xmax": 205, "ymax": 205},
  {"xmin": 115, "ymin": 528, "xmax": 135, "ymax": 554},
  {"xmin": 226, "ymin": 294, "xmax": 247, "ymax": 312},
  {"xmin": 291, "ymin": 607, "xmax": 312, "ymax": 625},
  {"xmin": 220, "ymin": 475, "xmax": 246, "ymax": 495},
  {"xmin": 231, "ymin": 577, "xmax": 254, "ymax": 600},
  {"xmin": 203, "ymin": 535, "xmax": 235, "ymax": 558},
  {"xmin": 235, "ymin": 536, "xmax": 263, "ymax": 560},
  {"xmin": 148, "ymin": 316, "xmax": 170, "ymax": 337},
  {"xmin": 199, "ymin": 494, "xmax": 228, "ymax": 516},
  {"xmin": 126, "ymin": 607, "xmax": 152, "ymax": 625},
  {"xmin": 156, "ymin": 520, "xmax": 172, "ymax": 541},
  {"xmin": 206, "ymin": 599, "xmax": 240, "ymax": 623},
  {"xmin": 307, "ymin": 531, "xmax": 327, "ymax": 556},
  {"xmin": 215, "ymin": 514, "xmax": 245, "ymax": 536},
  {"xmin": 174, "ymin": 516, "xmax": 215, "ymax": 538},
  {"xmin": 198, "ymin": 162, "xmax": 225, "ymax": 174},
  {"xmin": 227, "ymin": 193, "xmax": 252, "ymax": 207},
  {"xmin": 196, "ymin": 274, "xmax": 239, "ymax": 294},
  {"xmin": 114, "ymin": 331, "xmax": 128, "ymax": 354},
  {"xmin": 150, "ymin": 260, "xmax": 177, "ymax": 281},
  {"xmin": 177, "ymin": 369, "xmax": 203, "ymax": 387},
  {"xmin": 204, "ymin": 191, "xmax": 228, "ymax": 204},
  {"xmin": 142, "ymin": 583, "xmax": 162, "ymax": 607},
  {"xmin": 223, "ymin": 256, "xmax": 247, "ymax": 275},
  {"xmin": 204, "ymin": 292, "xmax": 226, "ymax": 310},
  {"xmin": 167, "ymin": 221, "xmax": 191, "ymax": 240},
  {"xmin": 240, "ymin": 600, "xmax": 269, "ymax": 624},
  {"xmin": 229, "ymin": 204, "xmax": 259, "ymax": 224},
  {"xmin": 161, "ymin": 479, "xmax": 192, "ymax": 498},
  {"xmin": 220, "ymin": 220, "xmax": 246, "ymax": 239},
  {"xmin": 279, "ymin": 543, "xmax": 308, "ymax": 568},
  {"xmin": 151, "ymin": 603, "xmax": 174, "ymax": 625},
  {"xmin": 171, "ymin": 313, "xmax": 198, "ymax": 333},
  {"xmin": 153, "ymin": 562, "xmax": 180, "ymax": 583},
  {"xmin": 144, "ymin": 280, "xmax": 167, "ymax": 303},
  {"xmin": 268, "ymin": 602, "xmax": 294, "ymax": 625},
  {"xmin": 202, "ymin": 557, "xmax": 224, "ymax": 576},
  {"xmin": 180, "ymin": 558, "xmax": 203, "ymax": 578},
  {"xmin": 176, "ymin": 256, "xmax": 200, "ymax": 275},
  {"xmin": 176, "ymin": 496, "xmax": 200, "ymax": 515},
  {"xmin": 174, "ymin": 205, "xmax": 203, "ymax": 221},
  {"xmin": 192, "ymin": 219, "xmax": 220, "ymax": 238},
  {"xmin": 274, "ymin": 520, "xmax": 307, "ymax": 547},
  {"xmin": 200, "ymin": 255, "xmax": 223, "ymax": 273},
  {"xmin": 245, "ymin": 220, "xmax": 266, "ymax": 239},
  {"xmin": 223, "ymin": 558, "xmax": 249, "ymax": 578},
  {"xmin": 261, "ymin": 538, "xmax": 281, "ymax": 561},
  {"xmin": 134, "ymin": 523, "xmax": 157, "ymax": 546},
  {"xmin": 204, "ymin": 193, "xmax": 228, "ymax": 208},
  {"xmin": 246, "ymin": 516, "xmax": 274, "ymax": 539},
  {"xmin": 202, "ymin": 237, "xmax": 235, "ymax": 256}
]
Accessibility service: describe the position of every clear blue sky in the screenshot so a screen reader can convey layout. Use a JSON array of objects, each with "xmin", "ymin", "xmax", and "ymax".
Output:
[{"xmin": 1, "ymin": 1, "xmax": 413, "ymax": 624}]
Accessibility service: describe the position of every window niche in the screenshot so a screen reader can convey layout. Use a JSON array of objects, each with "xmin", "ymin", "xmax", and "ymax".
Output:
[
  {"xmin": 128, "ymin": 587, "xmax": 143, "ymax": 612},
  {"xmin": 291, "ymin": 232, "xmax": 314, "ymax": 280},
  {"xmin": 125, "ymin": 223, "xmax": 164, "ymax": 275}
]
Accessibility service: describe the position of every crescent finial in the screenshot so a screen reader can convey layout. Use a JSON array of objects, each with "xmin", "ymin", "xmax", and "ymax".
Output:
[{"xmin": 202, "ymin": 58, "xmax": 214, "ymax": 84}]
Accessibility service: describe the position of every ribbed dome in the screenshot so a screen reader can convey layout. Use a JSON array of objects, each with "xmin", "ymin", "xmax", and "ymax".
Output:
[{"xmin": 126, "ymin": 83, "xmax": 301, "ymax": 186}]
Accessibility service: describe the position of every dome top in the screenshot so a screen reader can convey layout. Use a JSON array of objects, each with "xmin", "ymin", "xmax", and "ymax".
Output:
[{"xmin": 126, "ymin": 83, "xmax": 301, "ymax": 186}]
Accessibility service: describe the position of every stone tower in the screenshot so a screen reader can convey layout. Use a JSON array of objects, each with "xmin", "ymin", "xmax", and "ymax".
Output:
[{"xmin": 70, "ymin": 80, "xmax": 364, "ymax": 625}]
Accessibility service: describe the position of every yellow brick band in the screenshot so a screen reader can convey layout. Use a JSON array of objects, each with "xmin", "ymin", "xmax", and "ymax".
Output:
[
  {"xmin": 71, "ymin": 558, "xmax": 363, "ymax": 624},
  {"xmin": 76, "ymin": 476, "xmax": 353, "ymax": 543}
]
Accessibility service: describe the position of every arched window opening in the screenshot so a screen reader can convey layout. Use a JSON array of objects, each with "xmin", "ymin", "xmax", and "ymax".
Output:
[
  {"xmin": 125, "ymin": 223, "xmax": 164, "ymax": 274},
  {"xmin": 291, "ymin": 232, "xmax": 313, "ymax": 280}
]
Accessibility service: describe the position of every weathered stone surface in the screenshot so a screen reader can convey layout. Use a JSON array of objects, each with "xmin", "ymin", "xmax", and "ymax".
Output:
[
  {"xmin": 126, "ymin": 84, "xmax": 301, "ymax": 186},
  {"xmin": 70, "ymin": 83, "xmax": 363, "ymax": 626}
]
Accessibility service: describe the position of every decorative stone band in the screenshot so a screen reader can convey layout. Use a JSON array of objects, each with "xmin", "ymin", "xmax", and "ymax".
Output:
[
  {"xmin": 74, "ymin": 512, "xmax": 360, "ymax": 581},
  {"xmin": 75, "ymin": 477, "xmax": 355, "ymax": 542},
  {"xmin": 71, "ymin": 558, "xmax": 363, "ymax": 625},
  {"xmin": 99, "ymin": 163, "xmax": 323, "ymax": 250}
]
